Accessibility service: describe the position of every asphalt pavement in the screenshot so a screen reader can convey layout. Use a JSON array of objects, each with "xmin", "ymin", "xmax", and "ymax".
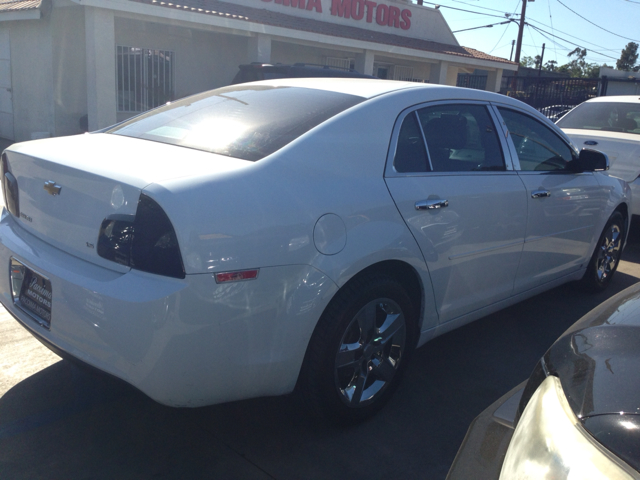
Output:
[{"xmin": 2, "ymin": 213, "xmax": 640, "ymax": 479}]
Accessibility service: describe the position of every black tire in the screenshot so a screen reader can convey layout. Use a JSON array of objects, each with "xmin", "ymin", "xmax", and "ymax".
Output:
[
  {"xmin": 299, "ymin": 273, "xmax": 417, "ymax": 423},
  {"xmin": 582, "ymin": 211, "xmax": 625, "ymax": 292}
]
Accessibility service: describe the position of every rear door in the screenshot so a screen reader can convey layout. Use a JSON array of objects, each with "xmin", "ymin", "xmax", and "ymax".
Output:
[
  {"xmin": 494, "ymin": 106, "xmax": 608, "ymax": 293},
  {"xmin": 385, "ymin": 101, "xmax": 527, "ymax": 323}
]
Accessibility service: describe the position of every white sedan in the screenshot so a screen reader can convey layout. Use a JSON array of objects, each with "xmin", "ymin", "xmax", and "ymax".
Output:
[
  {"xmin": 557, "ymin": 95, "xmax": 640, "ymax": 214},
  {"xmin": 0, "ymin": 79, "xmax": 630, "ymax": 422}
]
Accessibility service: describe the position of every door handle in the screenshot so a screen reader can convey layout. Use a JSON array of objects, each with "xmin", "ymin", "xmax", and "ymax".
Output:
[
  {"xmin": 415, "ymin": 199, "xmax": 449, "ymax": 210},
  {"xmin": 531, "ymin": 190, "xmax": 551, "ymax": 199}
]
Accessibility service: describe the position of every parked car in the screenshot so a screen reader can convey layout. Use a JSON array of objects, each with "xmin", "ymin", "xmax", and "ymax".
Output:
[
  {"xmin": 231, "ymin": 62, "xmax": 376, "ymax": 84},
  {"xmin": 557, "ymin": 95, "xmax": 640, "ymax": 215},
  {"xmin": 0, "ymin": 79, "xmax": 630, "ymax": 422},
  {"xmin": 447, "ymin": 282, "xmax": 640, "ymax": 479}
]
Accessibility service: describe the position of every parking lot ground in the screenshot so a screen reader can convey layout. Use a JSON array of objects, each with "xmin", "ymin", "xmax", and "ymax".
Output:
[{"xmin": 2, "ymin": 225, "xmax": 640, "ymax": 479}]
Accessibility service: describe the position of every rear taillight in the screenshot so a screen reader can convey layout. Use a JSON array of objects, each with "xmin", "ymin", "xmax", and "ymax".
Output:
[
  {"xmin": 1, "ymin": 153, "xmax": 19, "ymax": 217},
  {"xmin": 97, "ymin": 214, "xmax": 135, "ymax": 266},
  {"xmin": 98, "ymin": 194, "xmax": 185, "ymax": 279}
]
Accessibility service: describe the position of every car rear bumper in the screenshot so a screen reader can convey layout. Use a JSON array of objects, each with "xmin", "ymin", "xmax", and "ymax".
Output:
[
  {"xmin": 446, "ymin": 382, "xmax": 525, "ymax": 480},
  {"xmin": 0, "ymin": 212, "xmax": 337, "ymax": 407}
]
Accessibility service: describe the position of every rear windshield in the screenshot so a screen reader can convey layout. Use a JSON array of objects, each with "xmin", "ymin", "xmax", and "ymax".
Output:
[
  {"xmin": 108, "ymin": 85, "xmax": 364, "ymax": 161},
  {"xmin": 557, "ymin": 102, "xmax": 640, "ymax": 136}
]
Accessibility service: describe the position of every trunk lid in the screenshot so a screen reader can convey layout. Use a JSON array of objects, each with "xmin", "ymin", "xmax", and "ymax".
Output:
[{"xmin": 4, "ymin": 133, "xmax": 250, "ymax": 270}]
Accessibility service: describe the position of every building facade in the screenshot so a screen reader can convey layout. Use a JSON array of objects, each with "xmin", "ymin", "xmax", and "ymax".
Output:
[{"xmin": 0, "ymin": 0, "xmax": 516, "ymax": 142}]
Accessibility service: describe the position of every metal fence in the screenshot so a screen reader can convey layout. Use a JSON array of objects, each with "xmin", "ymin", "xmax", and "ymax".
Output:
[
  {"xmin": 500, "ymin": 76, "xmax": 599, "ymax": 113},
  {"xmin": 456, "ymin": 74, "xmax": 600, "ymax": 119},
  {"xmin": 456, "ymin": 74, "xmax": 487, "ymax": 91},
  {"xmin": 117, "ymin": 46, "xmax": 175, "ymax": 113}
]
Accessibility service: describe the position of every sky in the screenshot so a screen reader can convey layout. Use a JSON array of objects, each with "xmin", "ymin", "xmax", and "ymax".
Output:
[{"xmin": 413, "ymin": 0, "xmax": 640, "ymax": 68}]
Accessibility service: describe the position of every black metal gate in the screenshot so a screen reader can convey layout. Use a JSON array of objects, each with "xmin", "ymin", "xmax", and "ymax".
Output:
[
  {"xmin": 457, "ymin": 74, "xmax": 600, "ymax": 119},
  {"xmin": 500, "ymin": 76, "xmax": 600, "ymax": 116}
]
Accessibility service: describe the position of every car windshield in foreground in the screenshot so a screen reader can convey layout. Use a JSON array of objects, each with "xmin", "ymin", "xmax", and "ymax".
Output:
[
  {"xmin": 557, "ymin": 102, "xmax": 640, "ymax": 135},
  {"xmin": 108, "ymin": 85, "xmax": 365, "ymax": 161}
]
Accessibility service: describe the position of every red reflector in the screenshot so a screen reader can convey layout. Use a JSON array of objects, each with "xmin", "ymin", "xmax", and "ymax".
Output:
[{"xmin": 214, "ymin": 269, "xmax": 259, "ymax": 284}]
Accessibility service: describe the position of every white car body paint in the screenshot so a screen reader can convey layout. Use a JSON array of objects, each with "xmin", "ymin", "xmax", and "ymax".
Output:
[
  {"xmin": 0, "ymin": 79, "xmax": 631, "ymax": 407},
  {"xmin": 558, "ymin": 95, "xmax": 640, "ymax": 215}
]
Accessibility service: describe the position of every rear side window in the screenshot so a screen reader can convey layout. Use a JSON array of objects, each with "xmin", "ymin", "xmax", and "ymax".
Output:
[
  {"xmin": 498, "ymin": 108, "xmax": 576, "ymax": 171},
  {"xmin": 394, "ymin": 104, "xmax": 505, "ymax": 173},
  {"xmin": 109, "ymin": 85, "xmax": 364, "ymax": 161}
]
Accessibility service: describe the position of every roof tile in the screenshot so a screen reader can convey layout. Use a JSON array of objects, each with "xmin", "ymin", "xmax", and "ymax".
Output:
[{"xmin": 0, "ymin": 0, "xmax": 41, "ymax": 12}]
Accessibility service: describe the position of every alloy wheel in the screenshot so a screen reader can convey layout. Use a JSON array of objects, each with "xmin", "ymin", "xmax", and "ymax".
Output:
[
  {"xmin": 596, "ymin": 223, "xmax": 622, "ymax": 283},
  {"xmin": 334, "ymin": 299, "xmax": 406, "ymax": 407}
]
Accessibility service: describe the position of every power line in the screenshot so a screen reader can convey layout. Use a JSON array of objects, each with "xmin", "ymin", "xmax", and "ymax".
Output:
[
  {"xmin": 452, "ymin": 20, "xmax": 515, "ymax": 33},
  {"xmin": 446, "ymin": 0, "xmax": 512, "ymax": 14},
  {"xmin": 489, "ymin": 0, "xmax": 521, "ymax": 54},
  {"xmin": 526, "ymin": 23, "xmax": 620, "ymax": 60},
  {"xmin": 526, "ymin": 17, "xmax": 625, "ymax": 53},
  {"xmin": 418, "ymin": 1, "xmax": 512, "ymax": 19},
  {"xmin": 556, "ymin": 0, "xmax": 640, "ymax": 43}
]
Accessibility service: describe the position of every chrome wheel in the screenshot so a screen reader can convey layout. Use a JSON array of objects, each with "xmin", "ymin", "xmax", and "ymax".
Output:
[
  {"xmin": 595, "ymin": 222, "xmax": 622, "ymax": 283},
  {"xmin": 582, "ymin": 212, "xmax": 625, "ymax": 292},
  {"xmin": 334, "ymin": 298, "xmax": 406, "ymax": 407}
]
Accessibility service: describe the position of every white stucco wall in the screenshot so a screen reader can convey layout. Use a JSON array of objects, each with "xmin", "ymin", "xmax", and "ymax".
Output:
[
  {"xmin": 271, "ymin": 40, "xmax": 360, "ymax": 66},
  {"xmin": 2, "ymin": 0, "xmax": 513, "ymax": 140},
  {"xmin": 600, "ymin": 66, "xmax": 640, "ymax": 96},
  {"xmin": 51, "ymin": 4, "xmax": 87, "ymax": 136},
  {"xmin": 7, "ymin": 18, "xmax": 55, "ymax": 141},
  {"xmin": 0, "ymin": 29, "xmax": 13, "ymax": 140},
  {"xmin": 114, "ymin": 16, "xmax": 247, "ymax": 122}
]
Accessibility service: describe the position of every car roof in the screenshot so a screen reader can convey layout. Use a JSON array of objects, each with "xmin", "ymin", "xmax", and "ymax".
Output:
[
  {"xmin": 241, "ymin": 77, "xmax": 524, "ymax": 105},
  {"xmin": 583, "ymin": 95, "xmax": 640, "ymax": 104}
]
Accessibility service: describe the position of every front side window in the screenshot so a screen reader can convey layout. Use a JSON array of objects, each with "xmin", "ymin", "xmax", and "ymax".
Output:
[
  {"xmin": 393, "ymin": 104, "xmax": 505, "ymax": 173},
  {"xmin": 557, "ymin": 102, "xmax": 640, "ymax": 135},
  {"xmin": 498, "ymin": 108, "xmax": 576, "ymax": 172},
  {"xmin": 109, "ymin": 85, "xmax": 364, "ymax": 161}
]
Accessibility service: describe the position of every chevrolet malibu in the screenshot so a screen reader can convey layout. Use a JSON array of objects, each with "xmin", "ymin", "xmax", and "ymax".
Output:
[{"xmin": 0, "ymin": 79, "xmax": 630, "ymax": 422}]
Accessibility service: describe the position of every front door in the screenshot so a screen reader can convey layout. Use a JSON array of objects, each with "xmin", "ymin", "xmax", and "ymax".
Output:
[{"xmin": 495, "ymin": 107, "xmax": 608, "ymax": 293}]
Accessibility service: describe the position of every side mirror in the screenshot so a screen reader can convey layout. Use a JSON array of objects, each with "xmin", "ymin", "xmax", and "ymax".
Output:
[{"xmin": 575, "ymin": 148, "xmax": 610, "ymax": 172}]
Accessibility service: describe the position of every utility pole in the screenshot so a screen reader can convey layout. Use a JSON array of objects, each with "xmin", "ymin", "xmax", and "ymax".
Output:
[
  {"xmin": 511, "ymin": 0, "xmax": 534, "ymax": 91},
  {"xmin": 513, "ymin": 0, "xmax": 532, "ymax": 66},
  {"xmin": 537, "ymin": 43, "xmax": 546, "ymax": 76}
]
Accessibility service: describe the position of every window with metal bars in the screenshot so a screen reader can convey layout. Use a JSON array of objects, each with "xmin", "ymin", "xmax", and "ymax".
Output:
[
  {"xmin": 117, "ymin": 46, "xmax": 175, "ymax": 113},
  {"xmin": 325, "ymin": 57, "xmax": 353, "ymax": 70},
  {"xmin": 393, "ymin": 66, "xmax": 414, "ymax": 81}
]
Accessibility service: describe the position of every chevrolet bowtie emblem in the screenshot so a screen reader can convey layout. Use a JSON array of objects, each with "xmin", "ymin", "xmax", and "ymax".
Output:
[{"xmin": 44, "ymin": 181, "xmax": 62, "ymax": 196}]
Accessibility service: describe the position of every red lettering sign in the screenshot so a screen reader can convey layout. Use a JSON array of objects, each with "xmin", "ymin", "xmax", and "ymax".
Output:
[
  {"xmin": 264, "ymin": 0, "xmax": 322, "ymax": 12},
  {"xmin": 266, "ymin": 0, "xmax": 411, "ymax": 30},
  {"xmin": 400, "ymin": 9, "xmax": 411, "ymax": 30}
]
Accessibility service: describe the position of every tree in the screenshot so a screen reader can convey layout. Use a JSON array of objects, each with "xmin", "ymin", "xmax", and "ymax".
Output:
[
  {"xmin": 519, "ymin": 56, "xmax": 536, "ymax": 68},
  {"xmin": 556, "ymin": 48, "xmax": 600, "ymax": 78},
  {"xmin": 616, "ymin": 42, "xmax": 639, "ymax": 72},
  {"xmin": 534, "ymin": 55, "xmax": 543, "ymax": 70},
  {"xmin": 520, "ymin": 49, "xmax": 601, "ymax": 77}
]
